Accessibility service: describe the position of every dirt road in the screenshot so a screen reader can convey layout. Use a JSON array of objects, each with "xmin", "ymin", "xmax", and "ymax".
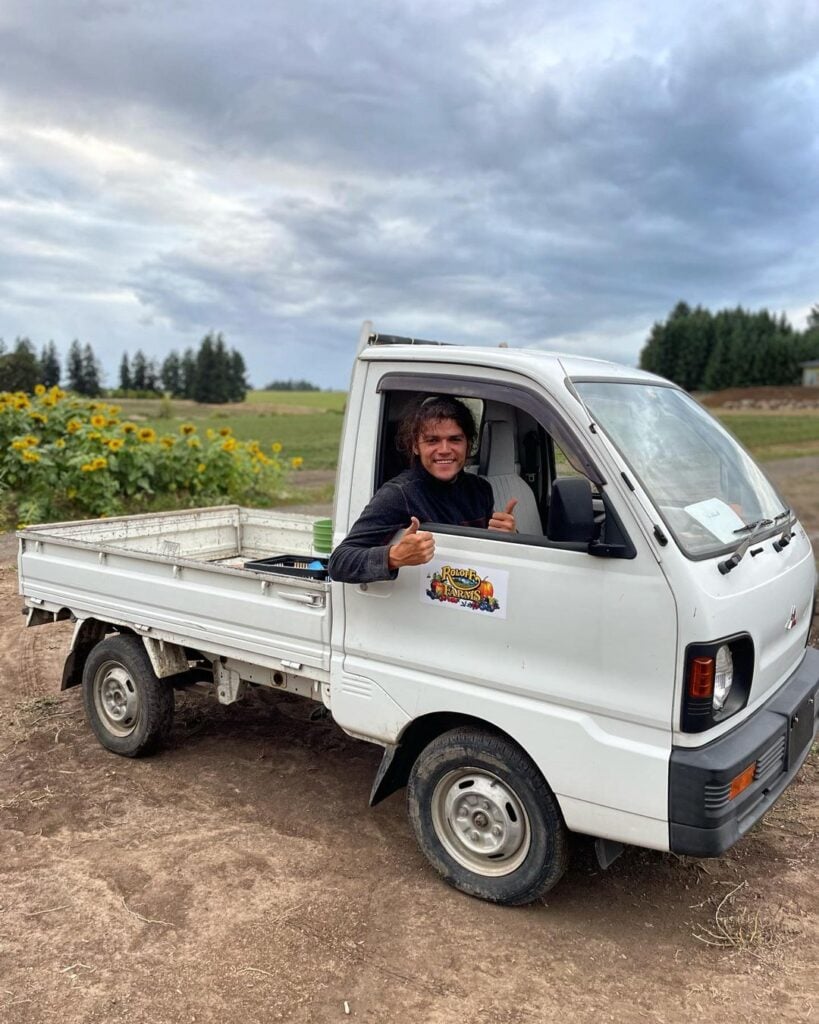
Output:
[{"xmin": 1, "ymin": 461, "xmax": 817, "ymax": 1024}]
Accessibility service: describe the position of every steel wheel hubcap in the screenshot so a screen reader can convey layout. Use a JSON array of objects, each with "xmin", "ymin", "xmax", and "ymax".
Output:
[
  {"xmin": 94, "ymin": 662, "xmax": 139, "ymax": 737},
  {"xmin": 431, "ymin": 768, "xmax": 531, "ymax": 876}
]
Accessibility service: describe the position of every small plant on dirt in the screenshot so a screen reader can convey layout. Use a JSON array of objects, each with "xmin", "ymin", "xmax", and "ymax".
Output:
[{"xmin": 0, "ymin": 386, "xmax": 299, "ymax": 526}]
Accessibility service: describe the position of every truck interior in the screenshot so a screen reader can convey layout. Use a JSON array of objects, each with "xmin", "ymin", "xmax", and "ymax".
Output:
[{"xmin": 375, "ymin": 388, "xmax": 623, "ymax": 549}]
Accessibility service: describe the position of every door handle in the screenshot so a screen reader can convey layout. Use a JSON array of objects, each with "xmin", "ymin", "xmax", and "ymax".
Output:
[{"xmin": 277, "ymin": 591, "xmax": 324, "ymax": 607}]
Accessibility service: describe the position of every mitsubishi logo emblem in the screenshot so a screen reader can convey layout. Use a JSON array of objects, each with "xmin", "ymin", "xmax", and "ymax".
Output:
[{"xmin": 785, "ymin": 606, "xmax": 798, "ymax": 630}]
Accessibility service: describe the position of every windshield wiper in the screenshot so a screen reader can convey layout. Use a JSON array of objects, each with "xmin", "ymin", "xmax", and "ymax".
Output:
[
  {"xmin": 732, "ymin": 518, "xmax": 773, "ymax": 535},
  {"xmin": 773, "ymin": 508, "xmax": 795, "ymax": 552},
  {"xmin": 721, "ymin": 510, "xmax": 796, "ymax": 572}
]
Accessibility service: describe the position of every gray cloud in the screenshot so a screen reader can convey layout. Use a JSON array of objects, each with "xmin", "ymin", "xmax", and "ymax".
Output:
[{"xmin": 0, "ymin": 0, "xmax": 818, "ymax": 386}]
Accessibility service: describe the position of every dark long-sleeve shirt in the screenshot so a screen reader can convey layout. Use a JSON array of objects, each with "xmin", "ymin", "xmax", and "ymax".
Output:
[{"xmin": 328, "ymin": 465, "xmax": 494, "ymax": 584}]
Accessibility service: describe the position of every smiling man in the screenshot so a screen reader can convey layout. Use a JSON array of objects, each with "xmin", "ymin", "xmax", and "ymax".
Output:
[{"xmin": 328, "ymin": 395, "xmax": 517, "ymax": 584}]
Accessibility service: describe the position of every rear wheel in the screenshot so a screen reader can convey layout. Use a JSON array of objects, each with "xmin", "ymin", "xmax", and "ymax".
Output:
[
  {"xmin": 407, "ymin": 727, "xmax": 568, "ymax": 905},
  {"xmin": 82, "ymin": 635, "xmax": 174, "ymax": 757}
]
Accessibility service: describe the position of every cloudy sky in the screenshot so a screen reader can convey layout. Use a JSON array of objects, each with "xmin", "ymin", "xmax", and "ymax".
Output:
[{"xmin": 1, "ymin": 1, "xmax": 818, "ymax": 388}]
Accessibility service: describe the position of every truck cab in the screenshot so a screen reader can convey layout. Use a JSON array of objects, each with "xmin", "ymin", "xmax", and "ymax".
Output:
[{"xmin": 327, "ymin": 324, "xmax": 818, "ymax": 900}]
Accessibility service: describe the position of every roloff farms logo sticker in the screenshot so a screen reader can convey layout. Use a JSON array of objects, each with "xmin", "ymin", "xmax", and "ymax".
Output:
[{"xmin": 421, "ymin": 561, "xmax": 509, "ymax": 619}]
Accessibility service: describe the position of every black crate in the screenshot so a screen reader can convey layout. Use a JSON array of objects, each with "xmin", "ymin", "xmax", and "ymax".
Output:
[{"xmin": 243, "ymin": 554, "xmax": 329, "ymax": 581}]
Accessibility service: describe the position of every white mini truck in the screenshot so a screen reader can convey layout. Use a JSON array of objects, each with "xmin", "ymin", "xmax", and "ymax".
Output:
[{"xmin": 18, "ymin": 324, "xmax": 819, "ymax": 905}]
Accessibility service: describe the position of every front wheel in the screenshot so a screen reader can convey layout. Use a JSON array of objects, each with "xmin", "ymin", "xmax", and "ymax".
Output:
[
  {"xmin": 407, "ymin": 727, "xmax": 568, "ymax": 905},
  {"xmin": 82, "ymin": 634, "xmax": 174, "ymax": 757}
]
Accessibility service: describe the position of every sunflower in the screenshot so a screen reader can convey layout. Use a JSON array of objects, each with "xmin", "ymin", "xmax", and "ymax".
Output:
[{"xmin": 138, "ymin": 427, "xmax": 157, "ymax": 443}]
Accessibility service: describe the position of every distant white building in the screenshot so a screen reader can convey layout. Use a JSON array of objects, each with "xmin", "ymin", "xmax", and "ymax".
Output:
[{"xmin": 801, "ymin": 361, "xmax": 819, "ymax": 386}]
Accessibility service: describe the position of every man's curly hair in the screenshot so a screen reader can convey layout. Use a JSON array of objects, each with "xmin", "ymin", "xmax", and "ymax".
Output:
[{"xmin": 396, "ymin": 395, "xmax": 477, "ymax": 463}]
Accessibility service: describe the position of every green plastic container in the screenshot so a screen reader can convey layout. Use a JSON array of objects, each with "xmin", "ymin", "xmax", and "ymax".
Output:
[{"xmin": 312, "ymin": 518, "xmax": 333, "ymax": 554}]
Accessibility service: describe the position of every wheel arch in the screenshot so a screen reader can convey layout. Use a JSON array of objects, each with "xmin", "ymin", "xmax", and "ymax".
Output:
[
  {"xmin": 369, "ymin": 711, "xmax": 537, "ymax": 807},
  {"xmin": 61, "ymin": 618, "xmax": 134, "ymax": 690}
]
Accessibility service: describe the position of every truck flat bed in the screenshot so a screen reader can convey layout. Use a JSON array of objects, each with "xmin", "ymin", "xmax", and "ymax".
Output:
[{"xmin": 18, "ymin": 506, "xmax": 331, "ymax": 679}]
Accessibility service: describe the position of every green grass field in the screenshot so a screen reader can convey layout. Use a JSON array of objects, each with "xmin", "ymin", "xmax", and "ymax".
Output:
[
  {"xmin": 244, "ymin": 389, "xmax": 347, "ymax": 412},
  {"xmin": 715, "ymin": 412, "xmax": 819, "ymax": 458}
]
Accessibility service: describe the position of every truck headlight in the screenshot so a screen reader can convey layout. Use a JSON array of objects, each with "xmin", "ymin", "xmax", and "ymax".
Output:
[
  {"xmin": 682, "ymin": 634, "xmax": 754, "ymax": 732},
  {"xmin": 712, "ymin": 645, "xmax": 733, "ymax": 711}
]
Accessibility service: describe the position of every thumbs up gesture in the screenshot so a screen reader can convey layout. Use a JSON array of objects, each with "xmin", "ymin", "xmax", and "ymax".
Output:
[
  {"xmin": 489, "ymin": 497, "xmax": 518, "ymax": 533},
  {"xmin": 388, "ymin": 517, "xmax": 436, "ymax": 569}
]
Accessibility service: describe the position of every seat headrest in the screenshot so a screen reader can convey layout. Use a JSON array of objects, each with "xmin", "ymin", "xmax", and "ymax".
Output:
[{"xmin": 485, "ymin": 421, "xmax": 516, "ymax": 475}]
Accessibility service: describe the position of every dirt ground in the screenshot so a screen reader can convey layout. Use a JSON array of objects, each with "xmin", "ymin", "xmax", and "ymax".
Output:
[{"xmin": 1, "ymin": 461, "xmax": 817, "ymax": 1024}]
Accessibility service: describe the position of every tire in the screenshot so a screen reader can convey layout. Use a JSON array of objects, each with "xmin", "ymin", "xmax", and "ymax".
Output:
[
  {"xmin": 82, "ymin": 634, "xmax": 174, "ymax": 757},
  {"xmin": 407, "ymin": 727, "xmax": 568, "ymax": 905}
]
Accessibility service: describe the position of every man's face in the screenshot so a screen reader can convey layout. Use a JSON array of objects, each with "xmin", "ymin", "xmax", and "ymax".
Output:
[{"xmin": 413, "ymin": 417, "xmax": 468, "ymax": 482}]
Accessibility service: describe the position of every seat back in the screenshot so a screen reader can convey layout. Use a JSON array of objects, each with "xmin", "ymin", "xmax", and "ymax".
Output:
[{"xmin": 481, "ymin": 420, "xmax": 543, "ymax": 535}]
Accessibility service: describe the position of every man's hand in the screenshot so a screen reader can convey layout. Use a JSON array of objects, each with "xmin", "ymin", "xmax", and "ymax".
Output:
[
  {"xmin": 489, "ymin": 497, "xmax": 518, "ymax": 533},
  {"xmin": 388, "ymin": 517, "xmax": 435, "ymax": 569}
]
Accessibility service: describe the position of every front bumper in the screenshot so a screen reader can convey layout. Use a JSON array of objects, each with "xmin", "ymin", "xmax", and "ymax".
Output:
[{"xmin": 669, "ymin": 647, "xmax": 819, "ymax": 857}]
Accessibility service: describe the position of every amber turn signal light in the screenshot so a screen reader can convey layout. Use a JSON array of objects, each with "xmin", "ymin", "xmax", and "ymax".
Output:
[
  {"xmin": 729, "ymin": 763, "xmax": 756, "ymax": 800},
  {"xmin": 688, "ymin": 656, "xmax": 715, "ymax": 699}
]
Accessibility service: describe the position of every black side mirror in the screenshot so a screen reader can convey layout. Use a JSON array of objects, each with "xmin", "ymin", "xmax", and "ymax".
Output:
[{"xmin": 547, "ymin": 477, "xmax": 595, "ymax": 543}]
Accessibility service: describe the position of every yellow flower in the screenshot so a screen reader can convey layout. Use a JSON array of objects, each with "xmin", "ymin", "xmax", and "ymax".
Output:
[
  {"xmin": 290, "ymin": 456, "xmax": 304, "ymax": 469},
  {"xmin": 106, "ymin": 438, "xmax": 124, "ymax": 452},
  {"xmin": 67, "ymin": 487, "xmax": 77, "ymax": 499},
  {"xmin": 14, "ymin": 397, "xmax": 30, "ymax": 410},
  {"xmin": 107, "ymin": 405, "xmax": 121, "ymax": 415},
  {"xmin": 138, "ymin": 427, "xmax": 157, "ymax": 443},
  {"xmin": 221, "ymin": 437, "xmax": 237, "ymax": 452},
  {"xmin": 21, "ymin": 449, "xmax": 41, "ymax": 463},
  {"xmin": 121, "ymin": 422, "xmax": 137, "ymax": 434},
  {"xmin": 271, "ymin": 441, "xmax": 282, "ymax": 454},
  {"xmin": 160, "ymin": 436, "xmax": 175, "ymax": 449},
  {"xmin": 218, "ymin": 426, "xmax": 232, "ymax": 437},
  {"xmin": 42, "ymin": 394, "xmax": 57, "ymax": 407},
  {"xmin": 197, "ymin": 462, "xmax": 206, "ymax": 474},
  {"xmin": 81, "ymin": 463, "xmax": 94, "ymax": 472},
  {"xmin": 91, "ymin": 414, "xmax": 106, "ymax": 428},
  {"xmin": 107, "ymin": 417, "xmax": 119, "ymax": 427},
  {"xmin": 205, "ymin": 428, "xmax": 216, "ymax": 440},
  {"xmin": 187, "ymin": 436, "xmax": 201, "ymax": 448},
  {"xmin": 54, "ymin": 438, "xmax": 66, "ymax": 449},
  {"xmin": 24, "ymin": 435, "xmax": 39, "ymax": 446},
  {"xmin": 92, "ymin": 456, "xmax": 108, "ymax": 470},
  {"xmin": 66, "ymin": 419, "xmax": 82, "ymax": 434},
  {"xmin": 34, "ymin": 384, "xmax": 46, "ymax": 396},
  {"xmin": 87, "ymin": 431, "xmax": 102, "ymax": 441},
  {"xmin": 50, "ymin": 386, "xmax": 65, "ymax": 400},
  {"xmin": 29, "ymin": 411, "xmax": 48, "ymax": 424},
  {"xmin": 180, "ymin": 423, "xmax": 196, "ymax": 435},
  {"xmin": 11, "ymin": 439, "xmax": 27, "ymax": 450}
]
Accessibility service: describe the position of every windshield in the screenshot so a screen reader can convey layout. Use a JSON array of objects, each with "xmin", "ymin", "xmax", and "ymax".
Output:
[{"xmin": 574, "ymin": 381, "xmax": 788, "ymax": 558}]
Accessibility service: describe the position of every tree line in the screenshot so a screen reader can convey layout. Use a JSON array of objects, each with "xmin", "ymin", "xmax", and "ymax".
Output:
[
  {"xmin": 639, "ymin": 302, "xmax": 819, "ymax": 391},
  {"xmin": 0, "ymin": 332, "xmax": 250, "ymax": 403}
]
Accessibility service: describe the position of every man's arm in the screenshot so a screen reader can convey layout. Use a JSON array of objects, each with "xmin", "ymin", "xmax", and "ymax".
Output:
[{"xmin": 328, "ymin": 483, "xmax": 433, "ymax": 583}]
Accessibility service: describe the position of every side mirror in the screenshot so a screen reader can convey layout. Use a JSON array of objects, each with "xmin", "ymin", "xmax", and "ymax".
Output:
[{"xmin": 547, "ymin": 477, "xmax": 595, "ymax": 544}]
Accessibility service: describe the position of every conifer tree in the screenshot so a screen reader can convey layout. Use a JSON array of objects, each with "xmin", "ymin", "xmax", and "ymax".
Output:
[
  {"xmin": 119, "ymin": 352, "xmax": 132, "ymax": 391},
  {"xmin": 40, "ymin": 341, "xmax": 61, "ymax": 386},
  {"xmin": 80, "ymin": 343, "xmax": 102, "ymax": 397},
  {"xmin": 67, "ymin": 340, "xmax": 84, "ymax": 393}
]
